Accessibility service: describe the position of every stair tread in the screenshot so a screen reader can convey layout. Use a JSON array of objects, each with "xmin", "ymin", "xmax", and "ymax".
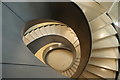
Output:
[
  {"xmin": 39, "ymin": 27, "xmax": 47, "ymax": 35},
  {"xmin": 23, "ymin": 36, "xmax": 30, "ymax": 45},
  {"xmin": 93, "ymin": 36, "xmax": 119, "ymax": 49},
  {"xmin": 93, "ymin": 25, "xmax": 117, "ymax": 41},
  {"xmin": 90, "ymin": 13, "xmax": 112, "ymax": 32},
  {"xmin": 25, "ymin": 33, "xmax": 34, "ymax": 43},
  {"xmin": 66, "ymin": 70, "xmax": 72, "ymax": 77},
  {"xmin": 89, "ymin": 58, "xmax": 118, "ymax": 71},
  {"xmin": 82, "ymin": 71, "xmax": 103, "ymax": 79},
  {"xmin": 73, "ymin": 40, "xmax": 80, "ymax": 48},
  {"xmin": 68, "ymin": 68, "xmax": 74, "ymax": 76},
  {"xmin": 50, "ymin": 25, "xmax": 57, "ymax": 34},
  {"xmin": 30, "ymin": 30, "xmax": 39, "ymax": 39},
  {"xmin": 86, "ymin": 65, "xmax": 116, "ymax": 78},
  {"xmin": 44, "ymin": 25, "xmax": 52, "ymax": 34},
  {"xmin": 34, "ymin": 29, "xmax": 43, "ymax": 37},
  {"xmin": 91, "ymin": 47, "xmax": 119, "ymax": 58},
  {"xmin": 75, "ymin": 45, "xmax": 81, "ymax": 59},
  {"xmin": 75, "ymin": 2, "xmax": 106, "ymax": 21},
  {"xmin": 64, "ymin": 28, "xmax": 78, "ymax": 44}
]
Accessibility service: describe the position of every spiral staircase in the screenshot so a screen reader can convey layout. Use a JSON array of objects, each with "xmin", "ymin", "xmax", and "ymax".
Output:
[{"xmin": 21, "ymin": 1, "xmax": 119, "ymax": 80}]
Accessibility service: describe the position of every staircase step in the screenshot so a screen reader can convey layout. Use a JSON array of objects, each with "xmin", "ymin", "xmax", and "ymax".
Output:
[
  {"xmin": 93, "ymin": 25, "xmax": 117, "ymax": 41},
  {"xmin": 39, "ymin": 27, "xmax": 47, "ymax": 35},
  {"xmin": 75, "ymin": 2, "xmax": 105, "ymax": 21},
  {"xmin": 91, "ymin": 47, "xmax": 119, "ymax": 59},
  {"xmin": 64, "ymin": 28, "xmax": 78, "ymax": 44},
  {"xmin": 29, "ymin": 30, "xmax": 39, "ymax": 39},
  {"xmin": 86, "ymin": 65, "xmax": 116, "ymax": 78},
  {"xmin": 34, "ymin": 29, "xmax": 43, "ymax": 37},
  {"xmin": 23, "ymin": 36, "xmax": 30, "ymax": 45},
  {"xmin": 73, "ymin": 40, "xmax": 80, "ymax": 48},
  {"xmin": 75, "ymin": 45, "xmax": 81, "ymax": 59},
  {"xmin": 54, "ymin": 25, "xmax": 64, "ymax": 35},
  {"xmin": 90, "ymin": 13, "xmax": 112, "ymax": 32},
  {"xmin": 82, "ymin": 70, "xmax": 103, "ymax": 79},
  {"xmin": 62, "ymin": 72, "xmax": 68, "ymax": 77},
  {"xmin": 24, "ymin": 33, "xmax": 34, "ymax": 43},
  {"xmin": 50, "ymin": 25, "xmax": 57, "ymax": 34},
  {"xmin": 72, "ymin": 64, "xmax": 78, "ymax": 69},
  {"xmin": 73, "ymin": 61, "xmax": 79, "ymax": 66},
  {"xmin": 71, "ymin": 65, "xmax": 77, "ymax": 72},
  {"xmin": 44, "ymin": 25, "xmax": 52, "ymax": 34},
  {"xmin": 89, "ymin": 58, "xmax": 118, "ymax": 71},
  {"xmin": 93, "ymin": 36, "xmax": 119, "ymax": 49},
  {"xmin": 68, "ymin": 68, "xmax": 74, "ymax": 76},
  {"xmin": 70, "ymin": 66, "xmax": 76, "ymax": 73},
  {"xmin": 66, "ymin": 70, "xmax": 72, "ymax": 77}
]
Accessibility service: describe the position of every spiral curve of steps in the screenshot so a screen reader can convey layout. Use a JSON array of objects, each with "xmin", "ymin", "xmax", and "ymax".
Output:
[
  {"xmin": 22, "ymin": 1, "xmax": 120, "ymax": 80},
  {"xmin": 75, "ymin": 2, "xmax": 120, "ymax": 79},
  {"xmin": 23, "ymin": 22, "xmax": 81, "ymax": 77}
]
